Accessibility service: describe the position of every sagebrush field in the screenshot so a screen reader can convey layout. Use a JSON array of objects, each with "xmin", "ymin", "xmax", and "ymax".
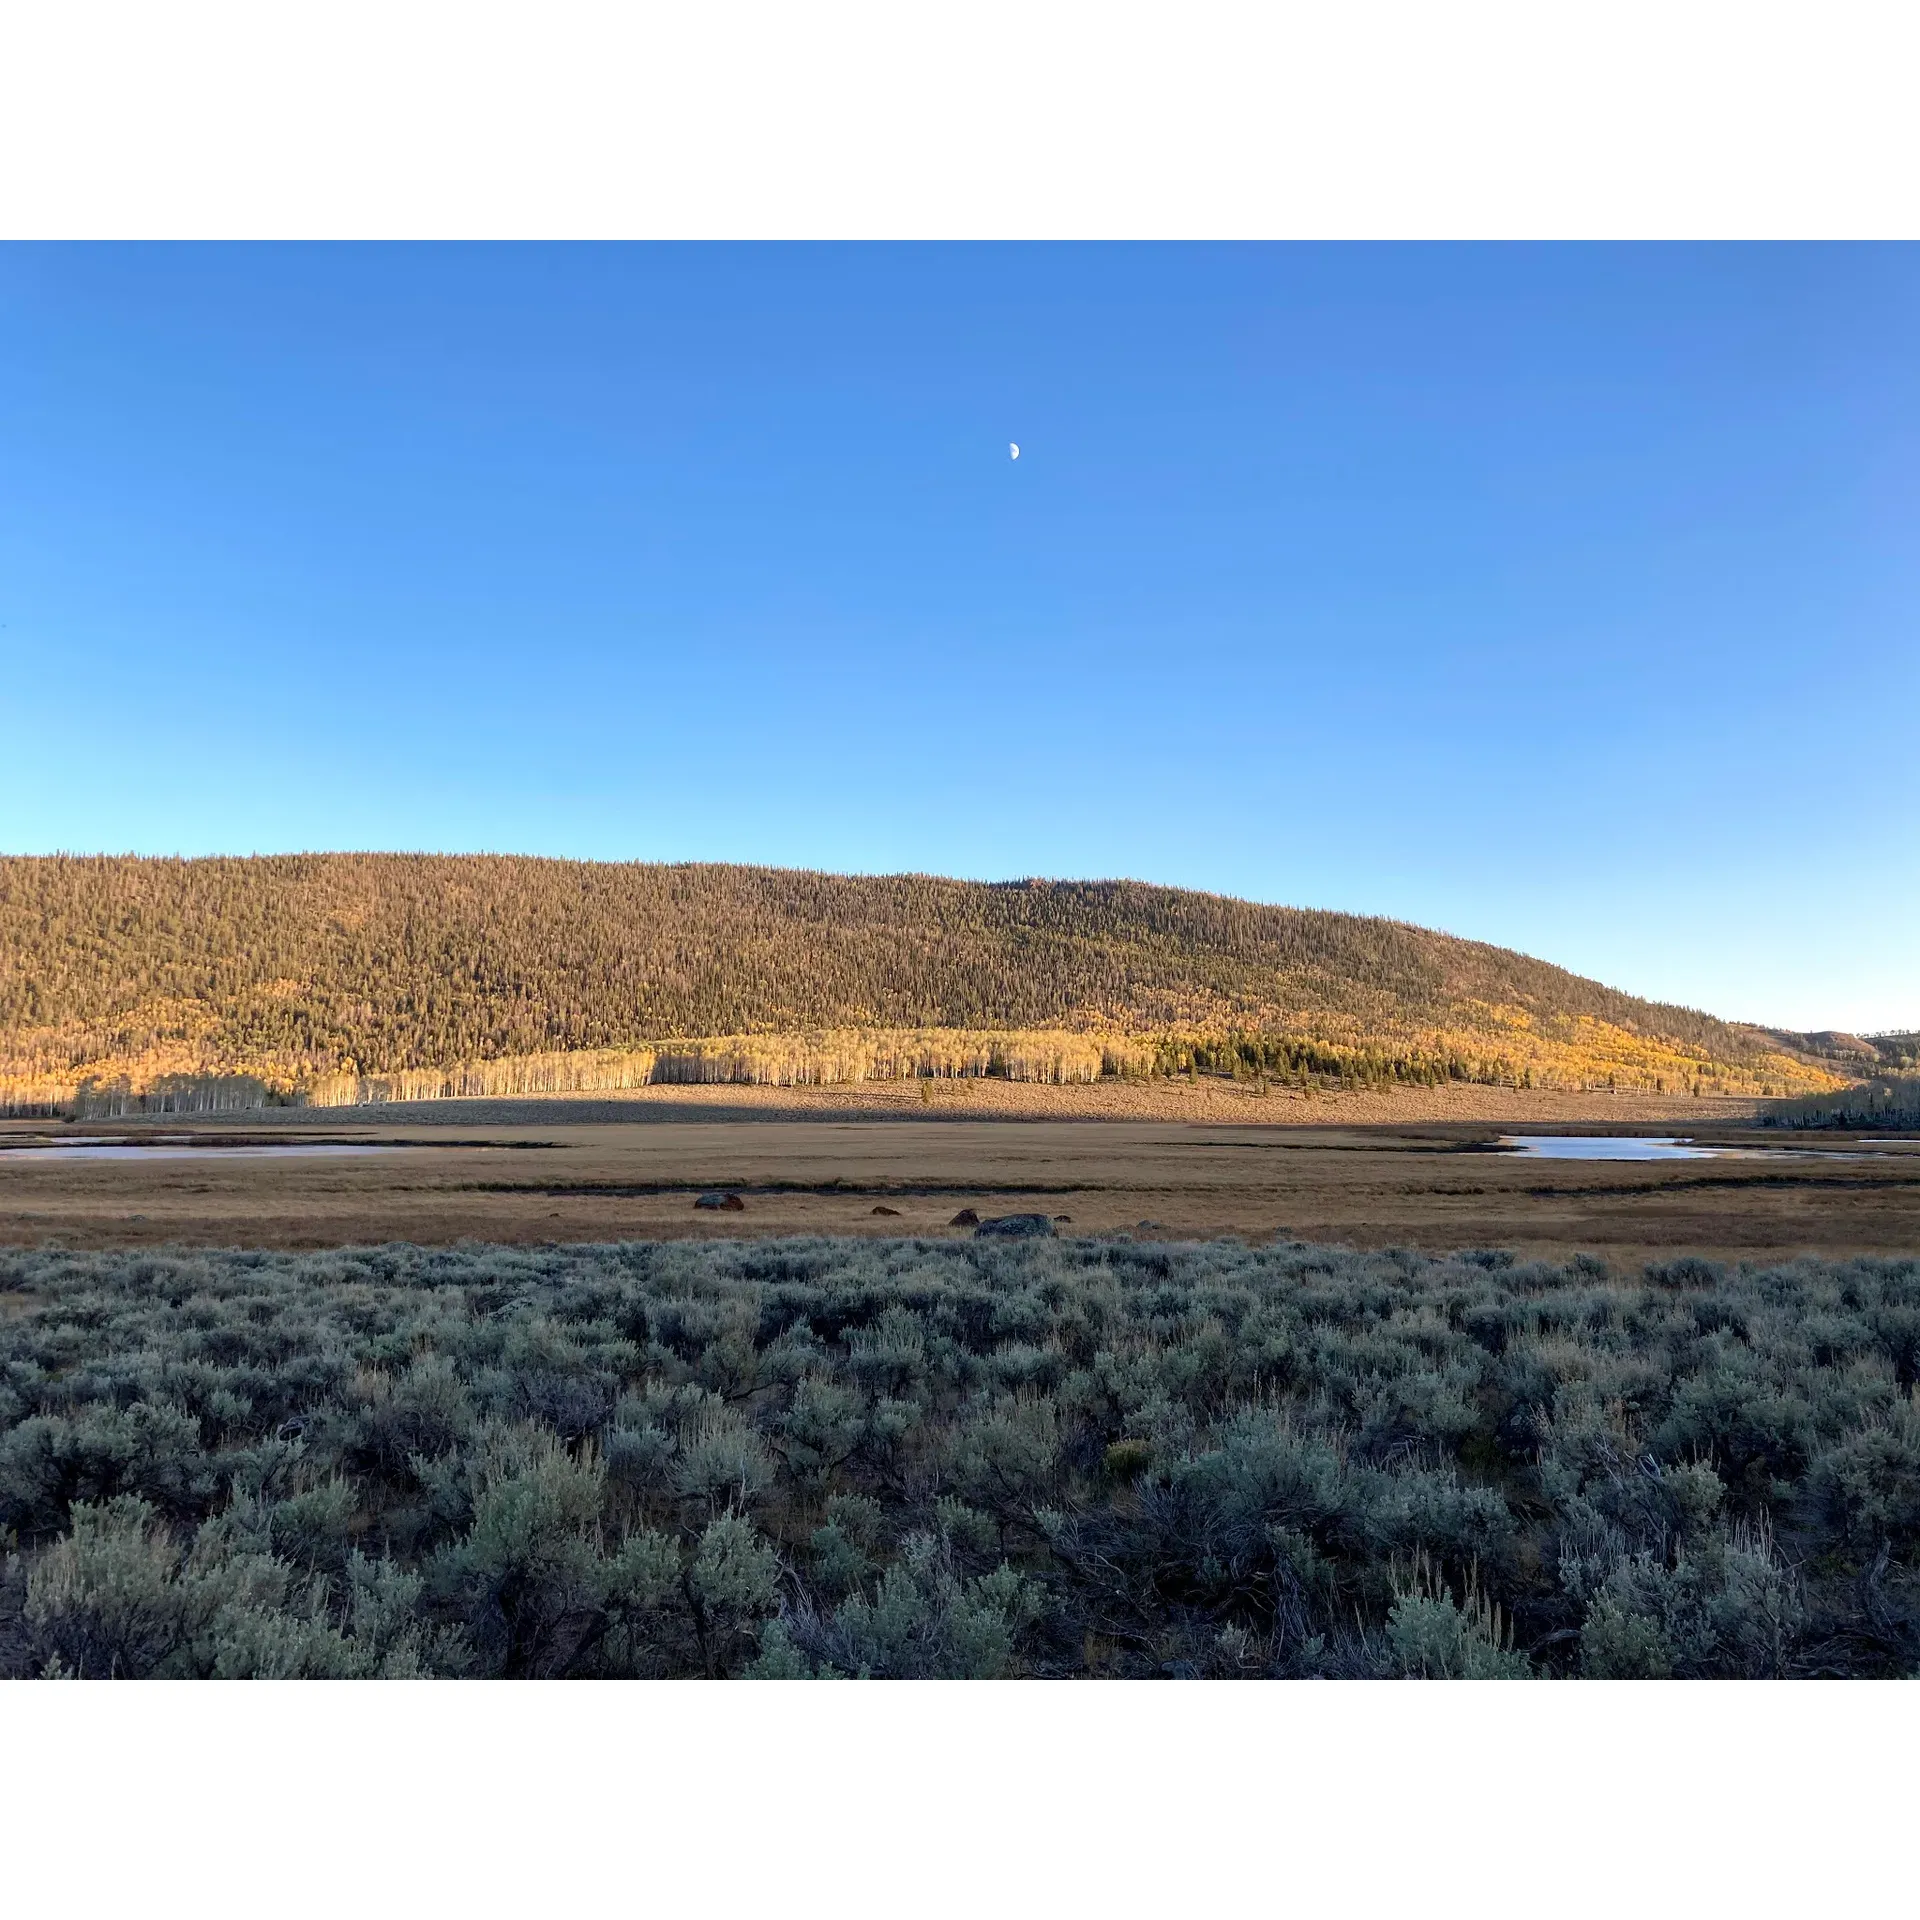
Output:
[{"xmin": 5, "ymin": 1234, "xmax": 1918, "ymax": 1678}]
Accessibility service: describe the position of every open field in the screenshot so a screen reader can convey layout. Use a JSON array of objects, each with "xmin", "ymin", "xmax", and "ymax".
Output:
[
  {"xmin": 3, "ymin": 1085, "xmax": 1915, "ymax": 1267},
  {"xmin": 20, "ymin": 1076, "xmax": 1786, "ymax": 1129},
  {"xmin": 7, "ymin": 1068, "xmax": 1916, "ymax": 1681}
]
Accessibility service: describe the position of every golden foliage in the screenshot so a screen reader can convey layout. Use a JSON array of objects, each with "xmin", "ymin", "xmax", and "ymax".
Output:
[{"xmin": 0, "ymin": 853, "xmax": 1850, "ymax": 1111}]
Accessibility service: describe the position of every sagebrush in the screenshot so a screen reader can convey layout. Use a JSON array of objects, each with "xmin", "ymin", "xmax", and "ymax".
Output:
[{"xmin": 4, "ymin": 1235, "xmax": 1918, "ymax": 1678}]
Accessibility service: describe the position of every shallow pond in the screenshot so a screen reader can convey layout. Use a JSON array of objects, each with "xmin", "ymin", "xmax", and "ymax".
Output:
[
  {"xmin": 1497, "ymin": 1135, "xmax": 1881, "ymax": 1162},
  {"xmin": 1500, "ymin": 1136, "xmax": 1726, "ymax": 1161},
  {"xmin": 0, "ymin": 1144, "xmax": 416, "ymax": 1161}
]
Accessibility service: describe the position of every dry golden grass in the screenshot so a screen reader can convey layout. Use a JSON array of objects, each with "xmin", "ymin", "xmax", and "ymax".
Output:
[{"xmin": 3, "ymin": 1087, "xmax": 1914, "ymax": 1269}]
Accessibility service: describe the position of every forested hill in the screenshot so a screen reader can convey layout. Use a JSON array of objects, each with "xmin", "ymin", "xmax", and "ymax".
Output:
[{"xmin": 0, "ymin": 854, "xmax": 1843, "ymax": 1102}]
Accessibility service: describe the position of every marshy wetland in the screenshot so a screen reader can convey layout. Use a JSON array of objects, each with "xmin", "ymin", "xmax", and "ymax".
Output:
[{"xmin": 2, "ymin": 1092, "xmax": 1914, "ymax": 1268}]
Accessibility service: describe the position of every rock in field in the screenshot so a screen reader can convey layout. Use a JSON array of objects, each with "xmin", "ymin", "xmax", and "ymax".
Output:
[{"xmin": 973, "ymin": 1213, "xmax": 1056, "ymax": 1239}]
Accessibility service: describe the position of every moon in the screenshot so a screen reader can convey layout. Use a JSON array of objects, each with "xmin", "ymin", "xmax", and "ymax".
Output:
[{"xmin": 1009, "ymin": 442, "xmax": 1020, "ymax": 460}]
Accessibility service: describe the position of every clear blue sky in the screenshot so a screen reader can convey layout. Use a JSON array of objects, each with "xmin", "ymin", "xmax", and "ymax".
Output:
[{"xmin": 1, "ymin": 245, "xmax": 1913, "ymax": 1031}]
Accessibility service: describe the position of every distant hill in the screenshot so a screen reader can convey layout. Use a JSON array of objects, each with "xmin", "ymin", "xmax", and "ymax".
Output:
[
  {"xmin": 0, "ymin": 854, "xmax": 1848, "ymax": 1109},
  {"xmin": 1760, "ymin": 1029, "xmax": 1920, "ymax": 1074}
]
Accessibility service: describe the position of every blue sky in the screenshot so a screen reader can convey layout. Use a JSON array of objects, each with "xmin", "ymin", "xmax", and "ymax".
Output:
[{"xmin": 1, "ymin": 244, "xmax": 1912, "ymax": 1031}]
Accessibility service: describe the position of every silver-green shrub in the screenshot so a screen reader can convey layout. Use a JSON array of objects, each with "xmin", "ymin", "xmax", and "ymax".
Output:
[{"xmin": 2, "ymin": 1237, "xmax": 1918, "ymax": 1677}]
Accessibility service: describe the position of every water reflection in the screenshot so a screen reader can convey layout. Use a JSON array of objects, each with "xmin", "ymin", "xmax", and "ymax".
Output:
[
  {"xmin": 0, "ymin": 1144, "xmax": 412, "ymax": 1161},
  {"xmin": 1499, "ymin": 1136, "xmax": 1720, "ymax": 1161}
]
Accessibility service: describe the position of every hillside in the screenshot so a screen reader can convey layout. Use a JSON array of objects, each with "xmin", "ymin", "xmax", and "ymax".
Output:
[
  {"xmin": 0, "ymin": 854, "xmax": 1845, "ymax": 1109},
  {"xmin": 1759, "ymin": 1028, "xmax": 1920, "ymax": 1075}
]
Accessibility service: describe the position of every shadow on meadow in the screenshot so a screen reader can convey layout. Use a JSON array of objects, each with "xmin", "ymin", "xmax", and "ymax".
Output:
[{"xmin": 2, "ymin": 1235, "xmax": 1917, "ymax": 1678}]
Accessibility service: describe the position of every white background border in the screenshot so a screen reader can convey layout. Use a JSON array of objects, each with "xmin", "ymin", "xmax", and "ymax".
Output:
[
  {"xmin": 3, "ymin": 1680, "xmax": 1910, "ymax": 1913},
  {"xmin": 2, "ymin": 2, "xmax": 1915, "ymax": 238}
]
